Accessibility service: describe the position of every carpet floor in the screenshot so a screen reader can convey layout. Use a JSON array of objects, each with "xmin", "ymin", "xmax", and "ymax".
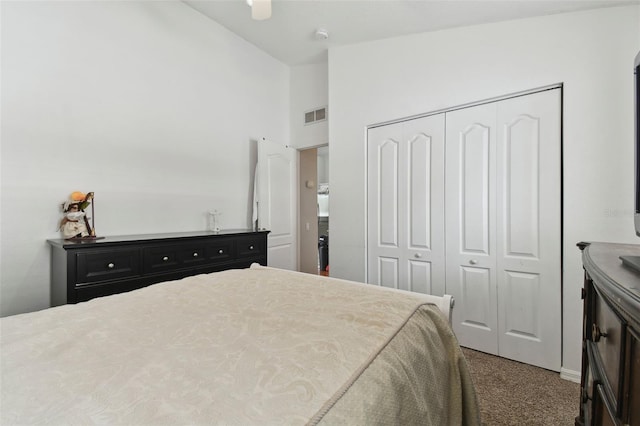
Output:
[{"xmin": 462, "ymin": 348, "xmax": 580, "ymax": 425}]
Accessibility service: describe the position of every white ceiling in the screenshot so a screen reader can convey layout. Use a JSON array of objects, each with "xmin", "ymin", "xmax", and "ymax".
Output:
[{"xmin": 184, "ymin": 0, "xmax": 637, "ymax": 66}]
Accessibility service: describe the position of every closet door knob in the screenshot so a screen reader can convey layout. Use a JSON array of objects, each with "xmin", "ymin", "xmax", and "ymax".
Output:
[{"xmin": 469, "ymin": 259, "xmax": 478, "ymax": 265}]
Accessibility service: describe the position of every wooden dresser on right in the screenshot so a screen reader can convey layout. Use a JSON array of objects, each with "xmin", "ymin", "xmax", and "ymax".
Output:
[{"xmin": 576, "ymin": 242, "xmax": 640, "ymax": 426}]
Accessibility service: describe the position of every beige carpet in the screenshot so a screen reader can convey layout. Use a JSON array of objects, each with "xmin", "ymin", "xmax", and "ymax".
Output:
[{"xmin": 462, "ymin": 348, "xmax": 580, "ymax": 425}]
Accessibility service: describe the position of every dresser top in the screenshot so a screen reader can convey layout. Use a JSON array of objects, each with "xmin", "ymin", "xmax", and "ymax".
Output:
[
  {"xmin": 47, "ymin": 229, "xmax": 268, "ymax": 249},
  {"xmin": 581, "ymin": 242, "xmax": 640, "ymax": 322}
]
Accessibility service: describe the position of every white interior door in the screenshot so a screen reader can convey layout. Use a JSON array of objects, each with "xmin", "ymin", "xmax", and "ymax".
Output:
[
  {"xmin": 495, "ymin": 89, "xmax": 561, "ymax": 370},
  {"xmin": 367, "ymin": 114, "xmax": 445, "ymax": 296},
  {"xmin": 445, "ymin": 89, "xmax": 561, "ymax": 371},
  {"xmin": 257, "ymin": 139, "xmax": 297, "ymax": 270},
  {"xmin": 445, "ymin": 103, "xmax": 499, "ymax": 355}
]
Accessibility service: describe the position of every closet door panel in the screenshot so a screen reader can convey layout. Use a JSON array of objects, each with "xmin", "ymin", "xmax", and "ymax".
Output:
[
  {"xmin": 408, "ymin": 133, "xmax": 431, "ymax": 250},
  {"xmin": 403, "ymin": 116, "xmax": 445, "ymax": 296},
  {"xmin": 445, "ymin": 103, "xmax": 499, "ymax": 355},
  {"xmin": 504, "ymin": 114, "xmax": 539, "ymax": 257},
  {"xmin": 378, "ymin": 140, "xmax": 399, "ymax": 246},
  {"xmin": 496, "ymin": 89, "xmax": 561, "ymax": 371},
  {"xmin": 367, "ymin": 124, "xmax": 401, "ymax": 287},
  {"xmin": 461, "ymin": 124, "xmax": 491, "ymax": 255},
  {"xmin": 367, "ymin": 115, "xmax": 445, "ymax": 295},
  {"xmin": 379, "ymin": 257, "xmax": 399, "ymax": 289},
  {"xmin": 502, "ymin": 271, "xmax": 541, "ymax": 339},
  {"xmin": 409, "ymin": 260, "xmax": 432, "ymax": 294},
  {"xmin": 461, "ymin": 266, "xmax": 493, "ymax": 328}
]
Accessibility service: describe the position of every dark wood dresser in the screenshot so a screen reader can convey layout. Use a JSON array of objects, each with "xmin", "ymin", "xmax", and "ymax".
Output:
[
  {"xmin": 576, "ymin": 242, "xmax": 640, "ymax": 426},
  {"xmin": 48, "ymin": 230, "xmax": 269, "ymax": 305}
]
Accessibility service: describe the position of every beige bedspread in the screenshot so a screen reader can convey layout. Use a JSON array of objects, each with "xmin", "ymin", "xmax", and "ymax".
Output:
[{"xmin": 1, "ymin": 264, "xmax": 479, "ymax": 425}]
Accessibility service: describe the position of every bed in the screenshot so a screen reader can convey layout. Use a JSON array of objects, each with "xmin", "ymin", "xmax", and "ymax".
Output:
[{"xmin": 1, "ymin": 264, "xmax": 480, "ymax": 425}]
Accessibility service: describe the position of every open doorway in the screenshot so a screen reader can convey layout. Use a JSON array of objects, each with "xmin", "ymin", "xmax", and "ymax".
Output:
[
  {"xmin": 317, "ymin": 146, "xmax": 329, "ymax": 275},
  {"xmin": 298, "ymin": 146, "xmax": 329, "ymax": 276}
]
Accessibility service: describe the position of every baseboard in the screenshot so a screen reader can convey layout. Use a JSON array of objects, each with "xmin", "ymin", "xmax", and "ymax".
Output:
[{"xmin": 560, "ymin": 367, "xmax": 581, "ymax": 383}]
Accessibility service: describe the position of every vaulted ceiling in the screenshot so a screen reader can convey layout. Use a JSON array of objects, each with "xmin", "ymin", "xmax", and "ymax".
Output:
[{"xmin": 184, "ymin": 0, "xmax": 637, "ymax": 66}]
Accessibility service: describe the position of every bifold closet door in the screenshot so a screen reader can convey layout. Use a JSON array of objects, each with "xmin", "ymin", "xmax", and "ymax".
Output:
[
  {"xmin": 445, "ymin": 89, "xmax": 561, "ymax": 371},
  {"xmin": 495, "ymin": 90, "xmax": 561, "ymax": 370},
  {"xmin": 445, "ymin": 102, "xmax": 499, "ymax": 355},
  {"xmin": 367, "ymin": 115, "xmax": 445, "ymax": 296}
]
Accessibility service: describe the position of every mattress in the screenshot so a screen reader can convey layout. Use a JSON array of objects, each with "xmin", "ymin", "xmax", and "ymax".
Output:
[{"xmin": 1, "ymin": 264, "xmax": 480, "ymax": 425}]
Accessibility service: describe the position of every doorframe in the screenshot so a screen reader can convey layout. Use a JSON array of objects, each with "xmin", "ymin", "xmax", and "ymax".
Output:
[
  {"xmin": 298, "ymin": 147, "xmax": 319, "ymax": 274},
  {"xmin": 298, "ymin": 144, "xmax": 329, "ymax": 275}
]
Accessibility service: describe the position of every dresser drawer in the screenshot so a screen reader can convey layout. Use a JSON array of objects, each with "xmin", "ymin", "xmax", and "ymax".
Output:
[
  {"xmin": 593, "ymin": 290, "xmax": 624, "ymax": 406},
  {"xmin": 74, "ymin": 279, "xmax": 149, "ymax": 303},
  {"xmin": 583, "ymin": 349, "xmax": 595, "ymax": 426},
  {"xmin": 625, "ymin": 329, "xmax": 640, "ymax": 425},
  {"xmin": 593, "ymin": 384, "xmax": 616, "ymax": 426},
  {"xmin": 75, "ymin": 249, "xmax": 141, "ymax": 285},
  {"xmin": 143, "ymin": 242, "xmax": 210, "ymax": 274},
  {"xmin": 205, "ymin": 238, "xmax": 234, "ymax": 263},
  {"xmin": 236, "ymin": 234, "xmax": 266, "ymax": 259}
]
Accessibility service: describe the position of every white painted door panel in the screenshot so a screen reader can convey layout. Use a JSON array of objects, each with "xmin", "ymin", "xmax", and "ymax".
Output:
[
  {"xmin": 496, "ymin": 90, "xmax": 561, "ymax": 370},
  {"xmin": 403, "ymin": 117, "xmax": 446, "ymax": 296},
  {"xmin": 257, "ymin": 139, "xmax": 297, "ymax": 270},
  {"xmin": 445, "ymin": 103, "xmax": 499, "ymax": 354},
  {"xmin": 368, "ymin": 123, "xmax": 400, "ymax": 290},
  {"xmin": 367, "ymin": 115, "xmax": 445, "ymax": 296},
  {"xmin": 445, "ymin": 89, "xmax": 561, "ymax": 371}
]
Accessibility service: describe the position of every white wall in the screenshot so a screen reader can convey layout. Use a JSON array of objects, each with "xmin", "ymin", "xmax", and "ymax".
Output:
[
  {"xmin": 290, "ymin": 63, "xmax": 328, "ymax": 149},
  {"xmin": 317, "ymin": 146, "xmax": 329, "ymax": 183},
  {"xmin": 0, "ymin": 1, "xmax": 289, "ymax": 317},
  {"xmin": 328, "ymin": 5, "xmax": 640, "ymax": 375}
]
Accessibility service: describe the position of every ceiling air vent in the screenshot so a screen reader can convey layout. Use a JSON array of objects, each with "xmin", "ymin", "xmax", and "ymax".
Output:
[{"xmin": 304, "ymin": 107, "xmax": 327, "ymax": 125}]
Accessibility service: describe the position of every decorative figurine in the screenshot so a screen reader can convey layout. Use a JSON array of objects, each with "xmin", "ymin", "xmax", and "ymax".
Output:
[{"xmin": 58, "ymin": 191, "xmax": 101, "ymax": 240}]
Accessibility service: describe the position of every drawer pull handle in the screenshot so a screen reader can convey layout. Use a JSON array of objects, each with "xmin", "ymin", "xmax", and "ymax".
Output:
[
  {"xmin": 162, "ymin": 256, "xmax": 169, "ymax": 262},
  {"xmin": 592, "ymin": 324, "xmax": 608, "ymax": 342},
  {"xmin": 218, "ymin": 249, "xmax": 224, "ymax": 254},
  {"xmin": 249, "ymin": 245, "xmax": 254, "ymax": 250},
  {"xmin": 469, "ymin": 259, "xmax": 478, "ymax": 265},
  {"xmin": 193, "ymin": 252, "xmax": 198, "ymax": 257},
  {"xmin": 107, "ymin": 263, "xmax": 115, "ymax": 269}
]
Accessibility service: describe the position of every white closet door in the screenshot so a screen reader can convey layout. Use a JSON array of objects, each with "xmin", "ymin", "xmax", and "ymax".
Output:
[
  {"xmin": 445, "ymin": 103, "xmax": 499, "ymax": 354},
  {"xmin": 445, "ymin": 89, "xmax": 561, "ymax": 371},
  {"xmin": 495, "ymin": 89, "xmax": 561, "ymax": 371},
  {"xmin": 403, "ymin": 116, "xmax": 446, "ymax": 295},
  {"xmin": 367, "ymin": 115, "xmax": 445, "ymax": 295}
]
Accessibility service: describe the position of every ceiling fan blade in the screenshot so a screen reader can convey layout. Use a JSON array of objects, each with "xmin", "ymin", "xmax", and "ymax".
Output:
[{"xmin": 252, "ymin": 0, "xmax": 271, "ymax": 20}]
